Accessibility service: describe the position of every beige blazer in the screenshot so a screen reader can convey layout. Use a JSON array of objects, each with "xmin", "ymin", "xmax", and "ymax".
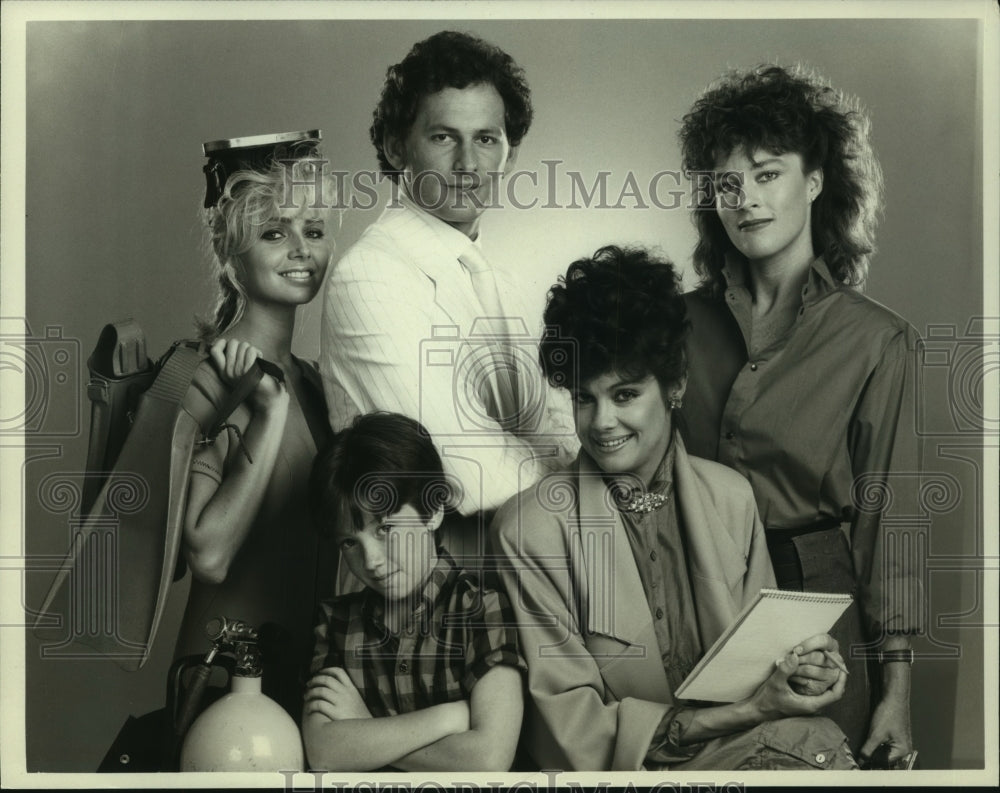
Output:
[{"xmin": 490, "ymin": 434, "xmax": 775, "ymax": 771}]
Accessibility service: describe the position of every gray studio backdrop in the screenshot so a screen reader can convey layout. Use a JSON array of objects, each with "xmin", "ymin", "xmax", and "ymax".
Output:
[{"xmin": 21, "ymin": 18, "xmax": 985, "ymax": 771}]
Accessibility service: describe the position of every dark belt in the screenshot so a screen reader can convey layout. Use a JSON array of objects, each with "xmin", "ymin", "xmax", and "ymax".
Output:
[{"xmin": 765, "ymin": 517, "xmax": 844, "ymax": 591}]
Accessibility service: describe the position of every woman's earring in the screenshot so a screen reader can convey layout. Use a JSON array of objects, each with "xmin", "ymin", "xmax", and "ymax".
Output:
[{"xmin": 668, "ymin": 395, "xmax": 683, "ymax": 410}]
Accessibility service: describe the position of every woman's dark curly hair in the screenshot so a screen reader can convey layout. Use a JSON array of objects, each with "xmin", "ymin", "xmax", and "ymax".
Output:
[
  {"xmin": 370, "ymin": 30, "xmax": 533, "ymax": 179},
  {"xmin": 679, "ymin": 64, "xmax": 884, "ymax": 298},
  {"xmin": 309, "ymin": 412, "xmax": 452, "ymax": 536},
  {"xmin": 540, "ymin": 245, "xmax": 690, "ymax": 394}
]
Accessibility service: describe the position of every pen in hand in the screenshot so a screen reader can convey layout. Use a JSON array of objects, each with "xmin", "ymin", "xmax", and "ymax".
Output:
[{"xmin": 821, "ymin": 649, "xmax": 850, "ymax": 675}]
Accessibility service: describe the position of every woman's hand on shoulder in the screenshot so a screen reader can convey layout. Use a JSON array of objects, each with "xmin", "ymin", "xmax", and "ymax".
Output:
[{"xmin": 210, "ymin": 338, "xmax": 288, "ymax": 414}]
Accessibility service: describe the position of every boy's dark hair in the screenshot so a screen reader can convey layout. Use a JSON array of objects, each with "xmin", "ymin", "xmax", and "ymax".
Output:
[
  {"xmin": 369, "ymin": 30, "xmax": 533, "ymax": 180},
  {"xmin": 540, "ymin": 245, "xmax": 690, "ymax": 393},
  {"xmin": 309, "ymin": 412, "xmax": 451, "ymax": 535},
  {"xmin": 679, "ymin": 63, "xmax": 883, "ymax": 298}
]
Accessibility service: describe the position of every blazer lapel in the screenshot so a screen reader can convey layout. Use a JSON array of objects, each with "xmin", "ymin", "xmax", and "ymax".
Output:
[
  {"xmin": 672, "ymin": 436, "xmax": 747, "ymax": 647},
  {"xmin": 575, "ymin": 455, "xmax": 670, "ymax": 703},
  {"xmin": 377, "ymin": 205, "xmax": 481, "ymax": 329}
]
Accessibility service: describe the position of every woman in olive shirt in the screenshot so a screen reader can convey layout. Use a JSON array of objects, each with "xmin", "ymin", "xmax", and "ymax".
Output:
[{"xmin": 678, "ymin": 64, "xmax": 920, "ymax": 763}]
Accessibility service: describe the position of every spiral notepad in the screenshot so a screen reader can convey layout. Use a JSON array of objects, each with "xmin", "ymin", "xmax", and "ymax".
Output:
[{"xmin": 674, "ymin": 588, "xmax": 852, "ymax": 703}]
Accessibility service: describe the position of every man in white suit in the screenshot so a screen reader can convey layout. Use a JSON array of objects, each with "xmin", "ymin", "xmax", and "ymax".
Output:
[{"xmin": 320, "ymin": 31, "xmax": 575, "ymax": 528}]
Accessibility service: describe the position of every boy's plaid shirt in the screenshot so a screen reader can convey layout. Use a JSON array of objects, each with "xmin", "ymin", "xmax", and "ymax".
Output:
[{"xmin": 311, "ymin": 550, "xmax": 525, "ymax": 716}]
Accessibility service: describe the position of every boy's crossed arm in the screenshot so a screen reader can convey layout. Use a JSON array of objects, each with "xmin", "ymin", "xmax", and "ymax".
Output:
[
  {"xmin": 302, "ymin": 667, "xmax": 469, "ymax": 771},
  {"xmin": 391, "ymin": 664, "xmax": 523, "ymax": 772},
  {"xmin": 302, "ymin": 665, "xmax": 523, "ymax": 772}
]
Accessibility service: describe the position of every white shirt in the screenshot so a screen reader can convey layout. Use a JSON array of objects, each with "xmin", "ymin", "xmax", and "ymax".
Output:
[{"xmin": 320, "ymin": 198, "xmax": 577, "ymax": 515}]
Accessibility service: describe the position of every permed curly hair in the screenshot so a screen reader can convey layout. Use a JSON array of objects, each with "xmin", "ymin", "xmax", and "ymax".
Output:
[
  {"xmin": 679, "ymin": 64, "xmax": 884, "ymax": 298},
  {"xmin": 369, "ymin": 30, "xmax": 533, "ymax": 180},
  {"xmin": 309, "ymin": 412, "xmax": 452, "ymax": 537},
  {"xmin": 540, "ymin": 245, "xmax": 690, "ymax": 394}
]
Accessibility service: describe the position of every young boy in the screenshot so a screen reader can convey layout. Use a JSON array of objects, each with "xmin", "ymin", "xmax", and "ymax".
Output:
[{"xmin": 303, "ymin": 412, "xmax": 525, "ymax": 771}]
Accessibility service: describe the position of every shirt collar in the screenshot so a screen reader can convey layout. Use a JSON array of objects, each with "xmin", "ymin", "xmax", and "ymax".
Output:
[
  {"xmin": 722, "ymin": 252, "xmax": 837, "ymax": 306},
  {"xmin": 803, "ymin": 256, "xmax": 837, "ymax": 305},
  {"xmin": 362, "ymin": 548, "xmax": 457, "ymax": 631},
  {"xmin": 394, "ymin": 192, "xmax": 483, "ymax": 261},
  {"xmin": 648, "ymin": 431, "xmax": 677, "ymax": 496},
  {"xmin": 721, "ymin": 252, "xmax": 750, "ymax": 289}
]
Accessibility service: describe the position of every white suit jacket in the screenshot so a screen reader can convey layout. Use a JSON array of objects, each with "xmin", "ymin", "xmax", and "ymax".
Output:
[{"xmin": 320, "ymin": 200, "xmax": 576, "ymax": 516}]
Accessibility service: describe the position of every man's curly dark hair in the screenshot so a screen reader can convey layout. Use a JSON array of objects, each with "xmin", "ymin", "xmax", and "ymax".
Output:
[
  {"xmin": 679, "ymin": 64, "xmax": 884, "ymax": 298},
  {"xmin": 540, "ymin": 245, "xmax": 690, "ymax": 394},
  {"xmin": 369, "ymin": 30, "xmax": 533, "ymax": 180}
]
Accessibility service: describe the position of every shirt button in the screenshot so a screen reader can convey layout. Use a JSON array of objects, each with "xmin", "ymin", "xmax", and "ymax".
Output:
[
  {"xmin": 398, "ymin": 661, "xmax": 409, "ymax": 673},
  {"xmin": 815, "ymin": 753, "xmax": 826, "ymax": 764},
  {"xmin": 650, "ymin": 550, "xmax": 657, "ymax": 561},
  {"xmin": 749, "ymin": 363, "xmax": 758, "ymax": 371},
  {"xmin": 725, "ymin": 431, "xmax": 735, "ymax": 440},
  {"xmin": 655, "ymin": 608, "xmax": 664, "ymax": 620}
]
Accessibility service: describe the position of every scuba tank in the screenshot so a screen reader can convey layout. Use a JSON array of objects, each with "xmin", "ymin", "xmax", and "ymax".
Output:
[{"xmin": 178, "ymin": 617, "xmax": 304, "ymax": 772}]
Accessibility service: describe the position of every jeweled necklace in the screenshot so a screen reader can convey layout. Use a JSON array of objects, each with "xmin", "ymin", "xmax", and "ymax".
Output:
[{"xmin": 618, "ymin": 490, "xmax": 671, "ymax": 514}]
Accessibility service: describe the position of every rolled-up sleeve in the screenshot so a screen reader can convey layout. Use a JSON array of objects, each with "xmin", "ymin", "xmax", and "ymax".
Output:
[
  {"xmin": 460, "ymin": 587, "xmax": 527, "ymax": 693},
  {"xmin": 847, "ymin": 328, "xmax": 925, "ymax": 637}
]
